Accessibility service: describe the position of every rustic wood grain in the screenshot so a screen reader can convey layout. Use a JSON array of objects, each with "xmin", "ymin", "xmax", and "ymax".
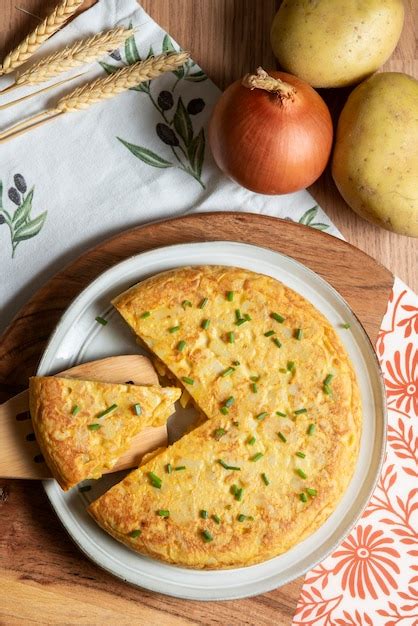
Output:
[
  {"xmin": 0, "ymin": 0, "xmax": 415, "ymax": 623},
  {"xmin": 0, "ymin": 213, "xmax": 393, "ymax": 625}
]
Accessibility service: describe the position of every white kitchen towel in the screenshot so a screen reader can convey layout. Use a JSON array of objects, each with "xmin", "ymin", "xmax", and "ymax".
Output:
[{"xmin": 0, "ymin": 0, "xmax": 340, "ymax": 332}]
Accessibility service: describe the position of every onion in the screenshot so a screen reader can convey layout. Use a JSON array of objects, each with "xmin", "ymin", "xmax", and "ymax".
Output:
[{"xmin": 208, "ymin": 67, "xmax": 333, "ymax": 195}]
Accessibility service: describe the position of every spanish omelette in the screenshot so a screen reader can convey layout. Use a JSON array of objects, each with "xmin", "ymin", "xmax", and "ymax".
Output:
[
  {"xmin": 88, "ymin": 266, "xmax": 362, "ymax": 568},
  {"xmin": 29, "ymin": 376, "xmax": 180, "ymax": 490}
]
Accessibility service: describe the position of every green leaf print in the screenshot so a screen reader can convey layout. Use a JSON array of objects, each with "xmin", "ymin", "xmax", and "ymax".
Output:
[
  {"xmin": 0, "ymin": 174, "xmax": 47, "ymax": 258},
  {"xmin": 188, "ymin": 129, "xmax": 205, "ymax": 178},
  {"xmin": 117, "ymin": 138, "xmax": 173, "ymax": 168},
  {"xmin": 125, "ymin": 31, "xmax": 141, "ymax": 64},
  {"xmin": 298, "ymin": 206, "xmax": 329, "ymax": 231},
  {"xmin": 173, "ymin": 97, "xmax": 193, "ymax": 147}
]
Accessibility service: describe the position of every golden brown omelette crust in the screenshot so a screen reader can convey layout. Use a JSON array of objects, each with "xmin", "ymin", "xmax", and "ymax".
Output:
[
  {"xmin": 29, "ymin": 377, "xmax": 180, "ymax": 490},
  {"xmin": 88, "ymin": 266, "xmax": 361, "ymax": 568}
]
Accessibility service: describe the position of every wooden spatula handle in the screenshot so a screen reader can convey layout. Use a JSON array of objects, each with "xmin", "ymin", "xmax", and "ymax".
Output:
[{"xmin": 0, "ymin": 355, "xmax": 166, "ymax": 480}]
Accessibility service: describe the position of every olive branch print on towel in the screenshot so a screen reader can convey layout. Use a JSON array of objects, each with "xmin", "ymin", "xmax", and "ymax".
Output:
[
  {"xmin": 101, "ymin": 31, "xmax": 208, "ymax": 188},
  {"xmin": 0, "ymin": 174, "xmax": 47, "ymax": 258}
]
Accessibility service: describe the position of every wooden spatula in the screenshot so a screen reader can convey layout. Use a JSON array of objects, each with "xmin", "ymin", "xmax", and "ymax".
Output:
[{"xmin": 0, "ymin": 355, "xmax": 169, "ymax": 480}]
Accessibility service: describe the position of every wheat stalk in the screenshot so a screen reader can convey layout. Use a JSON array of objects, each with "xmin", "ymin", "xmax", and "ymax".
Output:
[
  {"xmin": 56, "ymin": 51, "xmax": 190, "ymax": 113},
  {"xmin": 15, "ymin": 27, "xmax": 134, "ymax": 86},
  {"xmin": 0, "ymin": 0, "xmax": 85, "ymax": 75}
]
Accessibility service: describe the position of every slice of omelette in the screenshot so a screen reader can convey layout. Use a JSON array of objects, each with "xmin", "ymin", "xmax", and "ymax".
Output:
[
  {"xmin": 88, "ymin": 266, "xmax": 362, "ymax": 568},
  {"xmin": 29, "ymin": 376, "xmax": 181, "ymax": 490}
]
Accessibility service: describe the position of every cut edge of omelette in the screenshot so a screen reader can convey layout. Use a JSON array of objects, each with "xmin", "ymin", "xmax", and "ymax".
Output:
[{"xmin": 29, "ymin": 376, "xmax": 181, "ymax": 491}]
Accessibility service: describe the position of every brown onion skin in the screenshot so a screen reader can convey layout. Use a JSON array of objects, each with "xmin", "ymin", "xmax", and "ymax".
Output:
[{"xmin": 208, "ymin": 71, "xmax": 333, "ymax": 195}]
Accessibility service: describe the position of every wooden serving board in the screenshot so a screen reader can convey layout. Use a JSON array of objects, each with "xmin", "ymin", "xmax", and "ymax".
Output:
[{"xmin": 0, "ymin": 213, "xmax": 393, "ymax": 625}]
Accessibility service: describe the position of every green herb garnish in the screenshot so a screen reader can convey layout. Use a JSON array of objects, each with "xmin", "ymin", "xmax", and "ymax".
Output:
[
  {"xmin": 218, "ymin": 459, "xmax": 241, "ymax": 471},
  {"xmin": 235, "ymin": 318, "xmax": 247, "ymax": 326},
  {"xmin": 220, "ymin": 406, "xmax": 229, "ymax": 415},
  {"xmin": 225, "ymin": 396, "xmax": 235, "ymax": 408},
  {"xmin": 278, "ymin": 432, "xmax": 287, "ymax": 443},
  {"xmin": 264, "ymin": 330, "xmax": 275, "ymax": 337},
  {"xmin": 200, "ymin": 510, "xmax": 209, "ymax": 519},
  {"xmin": 166, "ymin": 463, "xmax": 172, "ymax": 474},
  {"xmin": 174, "ymin": 465, "xmax": 186, "ymax": 471},
  {"xmin": 251, "ymin": 452, "xmax": 264, "ymax": 462},
  {"xmin": 296, "ymin": 468, "xmax": 307, "ymax": 479},
  {"xmin": 295, "ymin": 408, "xmax": 307, "ymax": 415},
  {"xmin": 251, "ymin": 382, "xmax": 257, "ymax": 393},
  {"xmin": 140, "ymin": 311, "xmax": 151, "ymax": 319},
  {"xmin": 212, "ymin": 514, "xmax": 221, "ymax": 524},
  {"xmin": 244, "ymin": 314, "xmax": 252, "ymax": 321},
  {"xmin": 250, "ymin": 375, "xmax": 260, "ymax": 382},
  {"xmin": 235, "ymin": 309, "xmax": 242, "ymax": 321},
  {"xmin": 296, "ymin": 451, "xmax": 306, "ymax": 459},
  {"xmin": 295, "ymin": 328, "xmax": 303, "ymax": 340},
  {"xmin": 97, "ymin": 403, "xmax": 118, "ymax": 418},
  {"xmin": 306, "ymin": 488, "xmax": 317, "ymax": 497},
  {"xmin": 177, "ymin": 340, "xmax": 187, "ymax": 352},
  {"xmin": 214, "ymin": 428, "xmax": 226, "ymax": 440},
  {"xmin": 133, "ymin": 403, "xmax": 142, "ymax": 416},
  {"xmin": 201, "ymin": 318, "xmax": 210, "ymax": 330},
  {"xmin": 199, "ymin": 297, "xmax": 208, "ymax": 309},
  {"xmin": 323, "ymin": 384, "xmax": 332, "ymax": 395},
  {"xmin": 221, "ymin": 367, "xmax": 235, "ymax": 377},
  {"xmin": 287, "ymin": 361, "xmax": 295, "ymax": 372},
  {"xmin": 148, "ymin": 472, "xmax": 162, "ymax": 489},
  {"xmin": 307, "ymin": 424, "xmax": 315, "ymax": 435},
  {"xmin": 300, "ymin": 492, "xmax": 308, "ymax": 503},
  {"xmin": 342, "ymin": 322, "xmax": 351, "ymax": 329},
  {"xmin": 235, "ymin": 487, "xmax": 243, "ymax": 501},
  {"xmin": 272, "ymin": 338, "xmax": 282, "ymax": 348},
  {"xmin": 202, "ymin": 529, "xmax": 213, "ymax": 542},
  {"xmin": 87, "ymin": 423, "xmax": 101, "ymax": 431},
  {"xmin": 233, "ymin": 360, "xmax": 241, "ymax": 366},
  {"xmin": 276, "ymin": 411, "xmax": 286, "ymax": 417},
  {"xmin": 157, "ymin": 509, "xmax": 170, "ymax": 517},
  {"xmin": 228, "ymin": 331, "xmax": 235, "ymax": 343},
  {"xmin": 261, "ymin": 473, "xmax": 270, "ymax": 486},
  {"xmin": 182, "ymin": 300, "xmax": 192, "ymax": 309},
  {"xmin": 226, "ymin": 291, "xmax": 234, "ymax": 301},
  {"xmin": 255, "ymin": 412, "xmax": 268, "ymax": 421},
  {"xmin": 247, "ymin": 436, "xmax": 256, "ymax": 446},
  {"xmin": 271, "ymin": 312, "xmax": 285, "ymax": 323},
  {"xmin": 181, "ymin": 376, "xmax": 194, "ymax": 385},
  {"xmin": 95, "ymin": 316, "xmax": 108, "ymax": 326},
  {"xmin": 129, "ymin": 529, "xmax": 142, "ymax": 538},
  {"xmin": 324, "ymin": 374, "xmax": 334, "ymax": 386},
  {"xmin": 237, "ymin": 514, "xmax": 253, "ymax": 522},
  {"xmin": 71, "ymin": 405, "xmax": 80, "ymax": 416},
  {"xmin": 169, "ymin": 325, "xmax": 180, "ymax": 333}
]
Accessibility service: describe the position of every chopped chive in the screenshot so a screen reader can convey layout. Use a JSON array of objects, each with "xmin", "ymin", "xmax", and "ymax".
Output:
[
  {"xmin": 71, "ymin": 405, "xmax": 80, "ymax": 416},
  {"xmin": 250, "ymin": 375, "xmax": 260, "ymax": 382},
  {"xmin": 199, "ymin": 297, "xmax": 208, "ymax": 309},
  {"xmin": 251, "ymin": 452, "xmax": 263, "ymax": 462},
  {"xmin": 271, "ymin": 312, "xmax": 285, "ymax": 323},
  {"xmin": 228, "ymin": 331, "xmax": 235, "ymax": 343},
  {"xmin": 296, "ymin": 451, "xmax": 306, "ymax": 458},
  {"xmin": 225, "ymin": 396, "xmax": 235, "ymax": 408},
  {"xmin": 168, "ymin": 325, "xmax": 180, "ymax": 333},
  {"xmin": 221, "ymin": 367, "xmax": 235, "ymax": 377},
  {"xmin": 233, "ymin": 421, "xmax": 240, "ymax": 427},
  {"xmin": 279, "ymin": 368, "xmax": 287, "ymax": 373},
  {"xmin": 247, "ymin": 436, "xmax": 256, "ymax": 446},
  {"xmin": 200, "ymin": 509, "xmax": 209, "ymax": 519},
  {"xmin": 157, "ymin": 509, "xmax": 170, "ymax": 517},
  {"xmin": 177, "ymin": 340, "xmax": 187, "ymax": 352},
  {"xmin": 296, "ymin": 468, "xmax": 307, "ymax": 479},
  {"xmin": 244, "ymin": 314, "xmax": 252, "ymax": 321},
  {"xmin": 235, "ymin": 318, "xmax": 247, "ymax": 326},
  {"xmin": 133, "ymin": 403, "xmax": 142, "ymax": 416},
  {"xmin": 278, "ymin": 431, "xmax": 287, "ymax": 443},
  {"xmin": 342, "ymin": 322, "xmax": 351, "ymax": 329},
  {"xmin": 261, "ymin": 473, "xmax": 270, "ymax": 486},
  {"xmin": 251, "ymin": 382, "xmax": 258, "ymax": 393},
  {"xmin": 295, "ymin": 408, "xmax": 307, "ymax": 415},
  {"xmin": 226, "ymin": 291, "xmax": 234, "ymax": 301},
  {"xmin": 166, "ymin": 463, "xmax": 172, "ymax": 474},
  {"xmin": 214, "ymin": 428, "xmax": 226, "ymax": 440},
  {"xmin": 88, "ymin": 423, "xmax": 101, "ymax": 431},
  {"xmin": 255, "ymin": 412, "xmax": 268, "ymax": 421},
  {"xmin": 276, "ymin": 411, "xmax": 286, "ymax": 417},
  {"xmin": 201, "ymin": 318, "xmax": 210, "ymax": 330},
  {"xmin": 97, "ymin": 404, "xmax": 118, "ymax": 418},
  {"xmin": 235, "ymin": 309, "xmax": 242, "ymax": 321},
  {"xmin": 306, "ymin": 488, "xmax": 317, "ymax": 497},
  {"xmin": 140, "ymin": 311, "xmax": 151, "ymax": 319},
  {"xmin": 230, "ymin": 484, "xmax": 238, "ymax": 496},
  {"xmin": 202, "ymin": 529, "xmax": 213, "ymax": 542},
  {"xmin": 323, "ymin": 384, "xmax": 332, "ymax": 395},
  {"xmin": 78, "ymin": 485, "xmax": 91, "ymax": 493},
  {"xmin": 181, "ymin": 376, "xmax": 194, "ymax": 385},
  {"xmin": 220, "ymin": 406, "xmax": 229, "ymax": 415},
  {"xmin": 233, "ymin": 360, "xmax": 241, "ymax": 366},
  {"xmin": 324, "ymin": 374, "xmax": 334, "ymax": 386},
  {"xmin": 272, "ymin": 338, "xmax": 282, "ymax": 348},
  {"xmin": 287, "ymin": 361, "xmax": 295, "ymax": 372},
  {"xmin": 148, "ymin": 472, "xmax": 162, "ymax": 489},
  {"xmin": 182, "ymin": 300, "xmax": 192, "ymax": 309},
  {"xmin": 300, "ymin": 492, "xmax": 308, "ymax": 503},
  {"xmin": 237, "ymin": 514, "xmax": 253, "ymax": 522},
  {"xmin": 129, "ymin": 529, "xmax": 142, "ymax": 538},
  {"xmin": 264, "ymin": 330, "xmax": 275, "ymax": 337},
  {"xmin": 295, "ymin": 328, "xmax": 303, "ymax": 340},
  {"xmin": 212, "ymin": 514, "xmax": 221, "ymax": 524},
  {"xmin": 174, "ymin": 465, "xmax": 186, "ymax": 471},
  {"xmin": 95, "ymin": 316, "xmax": 108, "ymax": 326},
  {"xmin": 218, "ymin": 459, "xmax": 241, "ymax": 471},
  {"xmin": 235, "ymin": 487, "xmax": 243, "ymax": 502},
  {"xmin": 307, "ymin": 424, "xmax": 316, "ymax": 435}
]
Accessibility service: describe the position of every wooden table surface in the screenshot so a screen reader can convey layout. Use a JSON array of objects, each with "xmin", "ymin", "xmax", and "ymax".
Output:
[{"xmin": 0, "ymin": 2, "xmax": 416, "ymax": 625}]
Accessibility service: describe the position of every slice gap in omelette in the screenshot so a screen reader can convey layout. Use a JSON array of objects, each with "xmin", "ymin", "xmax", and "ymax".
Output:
[
  {"xmin": 29, "ymin": 376, "xmax": 181, "ymax": 490},
  {"xmin": 88, "ymin": 266, "xmax": 362, "ymax": 568}
]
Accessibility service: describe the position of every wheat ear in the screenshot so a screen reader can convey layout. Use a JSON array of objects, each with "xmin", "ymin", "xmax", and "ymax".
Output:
[
  {"xmin": 56, "ymin": 51, "xmax": 190, "ymax": 112},
  {"xmin": 15, "ymin": 27, "xmax": 134, "ymax": 86},
  {"xmin": 0, "ymin": 0, "xmax": 85, "ymax": 75}
]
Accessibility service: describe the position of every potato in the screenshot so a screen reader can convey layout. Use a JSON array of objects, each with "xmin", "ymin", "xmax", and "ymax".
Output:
[
  {"xmin": 271, "ymin": 0, "xmax": 404, "ymax": 88},
  {"xmin": 332, "ymin": 72, "xmax": 418, "ymax": 238}
]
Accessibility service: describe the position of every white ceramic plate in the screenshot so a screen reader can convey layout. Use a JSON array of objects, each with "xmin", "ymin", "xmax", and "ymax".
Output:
[{"xmin": 38, "ymin": 241, "xmax": 386, "ymax": 601}]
